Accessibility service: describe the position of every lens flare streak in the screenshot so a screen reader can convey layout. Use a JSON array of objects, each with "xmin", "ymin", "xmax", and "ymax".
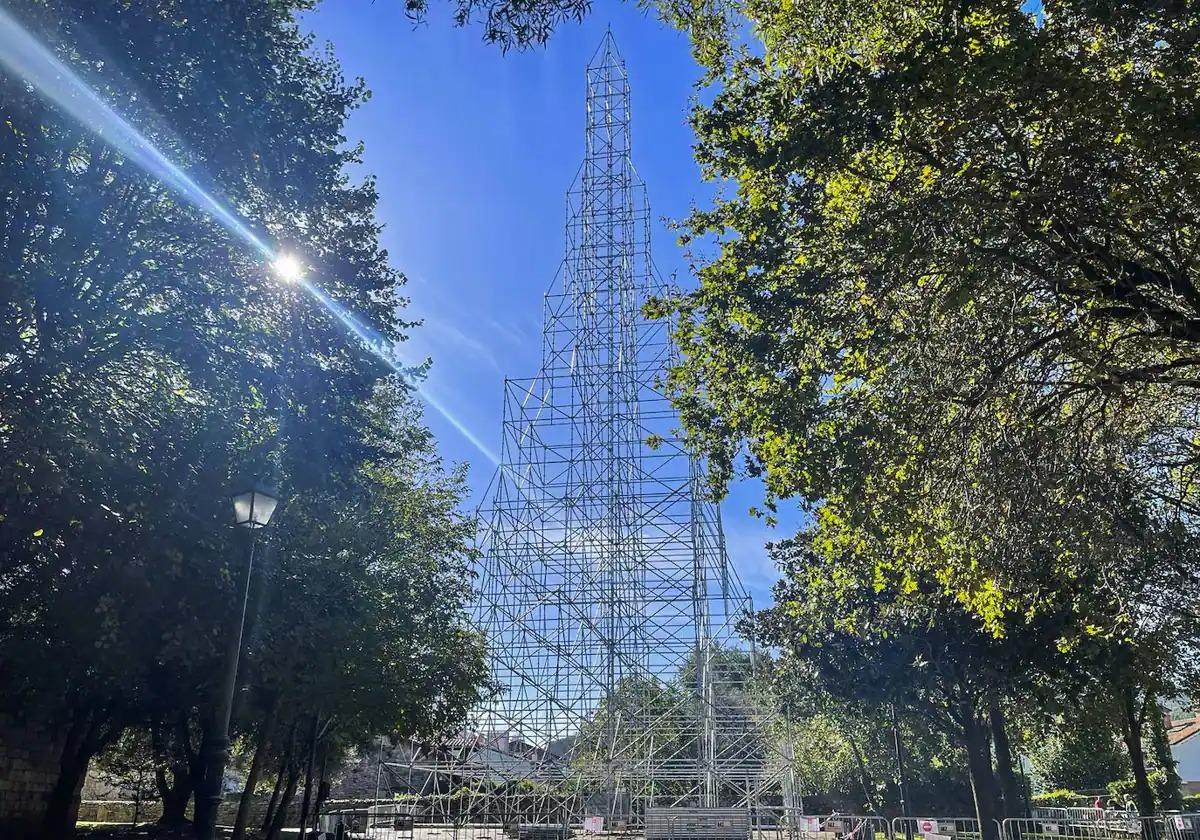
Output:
[
  {"xmin": 0, "ymin": 6, "xmax": 272, "ymax": 257},
  {"xmin": 0, "ymin": 6, "xmax": 499, "ymax": 465},
  {"xmin": 299, "ymin": 278, "xmax": 501, "ymax": 465}
]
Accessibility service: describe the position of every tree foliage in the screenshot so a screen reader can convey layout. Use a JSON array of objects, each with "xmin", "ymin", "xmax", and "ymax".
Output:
[
  {"xmin": 786, "ymin": 710, "xmax": 973, "ymax": 816},
  {"xmin": 655, "ymin": 0, "xmax": 1200, "ymax": 822},
  {"xmin": 0, "ymin": 1, "xmax": 487, "ymax": 835},
  {"xmin": 92, "ymin": 730, "xmax": 161, "ymax": 827},
  {"xmin": 572, "ymin": 646, "xmax": 775, "ymax": 806},
  {"xmin": 404, "ymin": 0, "xmax": 592, "ymax": 50},
  {"xmin": 1027, "ymin": 698, "xmax": 1131, "ymax": 793}
]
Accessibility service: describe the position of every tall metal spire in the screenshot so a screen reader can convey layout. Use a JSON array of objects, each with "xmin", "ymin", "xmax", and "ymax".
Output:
[{"xmin": 424, "ymin": 35, "xmax": 788, "ymax": 827}]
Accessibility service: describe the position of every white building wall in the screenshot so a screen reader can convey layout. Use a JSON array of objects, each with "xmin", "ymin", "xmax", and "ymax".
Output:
[{"xmin": 1174, "ymin": 734, "xmax": 1200, "ymax": 789}]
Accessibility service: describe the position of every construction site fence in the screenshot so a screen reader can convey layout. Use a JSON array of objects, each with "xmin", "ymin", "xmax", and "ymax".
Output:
[
  {"xmin": 314, "ymin": 812, "xmax": 899, "ymax": 840},
  {"xmin": 891, "ymin": 816, "xmax": 994, "ymax": 840},
  {"xmin": 783, "ymin": 814, "xmax": 892, "ymax": 840},
  {"xmin": 311, "ymin": 811, "xmax": 1200, "ymax": 840},
  {"xmin": 1033, "ymin": 810, "xmax": 1144, "ymax": 825},
  {"xmin": 1002, "ymin": 815, "xmax": 1200, "ymax": 840}
]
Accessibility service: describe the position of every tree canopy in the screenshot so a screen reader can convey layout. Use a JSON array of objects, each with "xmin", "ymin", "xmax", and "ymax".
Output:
[
  {"xmin": 0, "ymin": 1, "xmax": 489, "ymax": 836},
  {"xmin": 655, "ymin": 0, "xmax": 1200, "ymax": 826}
]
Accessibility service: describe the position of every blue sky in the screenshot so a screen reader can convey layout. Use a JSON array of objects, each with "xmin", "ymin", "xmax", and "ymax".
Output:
[{"xmin": 302, "ymin": 1, "xmax": 798, "ymax": 605}]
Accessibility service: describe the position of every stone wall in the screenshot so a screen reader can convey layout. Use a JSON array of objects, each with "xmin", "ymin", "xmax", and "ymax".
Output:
[
  {"xmin": 331, "ymin": 740, "xmax": 432, "ymax": 799},
  {"xmin": 0, "ymin": 713, "xmax": 68, "ymax": 839},
  {"xmin": 1, "ymin": 713, "xmax": 397, "ymax": 835}
]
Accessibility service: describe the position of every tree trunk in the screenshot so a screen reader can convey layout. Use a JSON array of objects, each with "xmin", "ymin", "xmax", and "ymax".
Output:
[
  {"xmin": 42, "ymin": 750, "xmax": 90, "ymax": 840},
  {"xmin": 265, "ymin": 764, "xmax": 300, "ymax": 840},
  {"xmin": 261, "ymin": 757, "xmax": 287, "ymax": 834},
  {"xmin": 989, "ymin": 698, "xmax": 1023, "ymax": 818},
  {"xmin": 1148, "ymin": 700, "xmax": 1183, "ymax": 811},
  {"xmin": 312, "ymin": 750, "xmax": 330, "ymax": 840},
  {"xmin": 891, "ymin": 705, "xmax": 910, "ymax": 821},
  {"xmin": 42, "ymin": 733, "xmax": 91, "ymax": 839},
  {"xmin": 157, "ymin": 766, "xmax": 193, "ymax": 827},
  {"xmin": 1118, "ymin": 685, "xmax": 1156, "ymax": 817},
  {"xmin": 262, "ymin": 720, "xmax": 297, "ymax": 834},
  {"xmin": 847, "ymin": 734, "xmax": 878, "ymax": 813},
  {"xmin": 192, "ymin": 716, "xmax": 219, "ymax": 840},
  {"xmin": 296, "ymin": 713, "xmax": 319, "ymax": 839},
  {"xmin": 41, "ymin": 711, "xmax": 116, "ymax": 840},
  {"xmin": 232, "ymin": 716, "xmax": 275, "ymax": 840},
  {"xmin": 963, "ymin": 703, "xmax": 1001, "ymax": 840},
  {"xmin": 155, "ymin": 716, "xmax": 197, "ymax": 826}
]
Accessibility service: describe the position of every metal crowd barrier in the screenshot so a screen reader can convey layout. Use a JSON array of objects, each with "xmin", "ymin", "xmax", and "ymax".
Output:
[
  {"xmin": 645, "ymin": 807, "xmax": 751, "ymax": 840},
  {"xmin": 892, "ymin": 816, "xmax": 999, "ymax": 840},
  {"xmin": 1003, "ymin": 814, "xmax": 1200, "ymax": 840},
  {"xmin": 320, "ymin": 808, "xmax": 371, "ymax": 839},
  {"xmin": 796, "ymin": 815, "xmax": 892, "ymax": 840},
  {"xmin": 754, "ymin": 812, "xmax": 893, "ymax": 840},
  {"xmin": 306, "ymin": 812, "xmax": 1200, "ymax": 840},
  {"xmin": 1165, "ymin": 815, "xmax": 1200, "ymax": 840}
]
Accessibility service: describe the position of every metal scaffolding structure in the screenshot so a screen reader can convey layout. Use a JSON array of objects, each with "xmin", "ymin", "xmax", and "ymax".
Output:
[{"xmin": 422, "ymin": 34, "xmax": 794, "ymax": 829}]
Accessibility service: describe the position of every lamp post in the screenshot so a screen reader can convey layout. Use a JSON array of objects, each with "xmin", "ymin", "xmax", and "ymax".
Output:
[
  {"xmin": 195, "ymin": 482, "xmax": 278, "ymax": 840},
  {"xmin": 891, "ymin": 704, "xmax": 911, "ymax": 839}
]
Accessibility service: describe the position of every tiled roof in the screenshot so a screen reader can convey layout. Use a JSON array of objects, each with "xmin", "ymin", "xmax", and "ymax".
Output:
[
  {"xmin": 444, "ymin": 732, "xmax": 482, "ymax": 748},
  {"xmin": 1168, "ymin": 716, "xmax": 1200, "ymax": 747}
]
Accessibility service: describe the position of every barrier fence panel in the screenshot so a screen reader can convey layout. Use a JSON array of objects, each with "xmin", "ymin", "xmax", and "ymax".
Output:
[
  {"xmin": 892, "ymin": 816, "xmax": 1000, "ymax": 840},
  {"xmin": 1003, "ymin": 815, "xmax": 1200, "ymax": 840},
  {"xmin": 307, "ymin": 814, "xmax": 1200, "ymax": 840},
  {"xmin": 748, "ymin": 806, "xmax": 793, "ymax": 840},
  {"xmin": 847, "ymin": 815, "xmax": 894, "ymax": 840},
  {"xmin": 766, "ymin": 812, "xmax": 892, "ymax": 840},
  {"xmin": 644, "ymin": 808, "xmax": 751, "ymax": 840},
  {"xmin": 1165, "ymin": 815, "xmax": 1200, "ymax": 840}
]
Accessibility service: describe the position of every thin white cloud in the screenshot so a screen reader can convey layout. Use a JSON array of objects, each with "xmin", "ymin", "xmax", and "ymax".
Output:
[
  {"xmin": 719, "ymin": 520, "xmax": 782, "ymax": 607},
  {"xmin": 486, "ymin": 316, "xmax": 533, "ymax": 348},
  {"xmin": 422, "ymin": 315, "xmax": 505, "ymax": 375}
]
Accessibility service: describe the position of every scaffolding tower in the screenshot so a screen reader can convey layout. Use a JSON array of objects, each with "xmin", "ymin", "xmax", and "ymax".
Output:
[{"xmin": 426, "ymin": 34, "xmax": 794, "ymax": 828}]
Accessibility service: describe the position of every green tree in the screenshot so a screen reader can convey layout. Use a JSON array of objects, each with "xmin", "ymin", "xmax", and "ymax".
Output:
[
  {"xmin": 405, "ymin": 0, "xmax": 591, "ymax": 49},
  {"xmin": 224, "ymin": 387, "xmax": 489, "ymax": 839},
  {"xmin": 1027, "ymin": 698, "xmax": 1131, "ymax": 793},
  {"xmin": 92, "ymin": 730, "xmax": 161, "ymax": 828},
  {"xmin": 0, "ymin": 2, "xmax": 485, "ymax": 837},
  {"xmin": 753, "ymin": 532, "xmax": 1126, "ymax": 836},
  {"xmin": 657, "ymin": 0, "xmax": 1200, "ymax": 625},
  {"xmin": 571, "ymin": 646, "xmax": 776, "ymax": 809},
  {"xmin": 574, "ymin": 675, "xmax": 696, "ymax": 808},
  {"xmin": 1146, "ymin": 702, "xmax": 1184, "ymax": 811},
  {"xmin": 652, "ymin": 0, "xmax": 1200, "ymax": 821},
  {"xmin": 784, "ymin": 708, "xmax": 973, "ymax": 816}
]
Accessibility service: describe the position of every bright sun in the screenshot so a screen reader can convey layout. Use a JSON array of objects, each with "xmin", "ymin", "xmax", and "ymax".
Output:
[{"xmin": 271, "ymin": 253, "xmax": 304, "ymax": 283}]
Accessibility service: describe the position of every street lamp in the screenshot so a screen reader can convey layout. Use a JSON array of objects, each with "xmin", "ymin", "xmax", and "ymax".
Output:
[
  {"xmin": 891, "ymin": 704, "xmax": 911, "ymax": 839},
  {"xmin": 231, "ymin": 482, "xmax": 279, "ymax": 529},
  {"xmin": 195, "ymin": 482, "xmax": 279, "ymax": 840}
]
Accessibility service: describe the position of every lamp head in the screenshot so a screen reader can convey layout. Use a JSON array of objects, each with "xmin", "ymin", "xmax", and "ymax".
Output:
[{"xmin": 231, "ymin": 482, "xmax": 279, "ymax": 529}]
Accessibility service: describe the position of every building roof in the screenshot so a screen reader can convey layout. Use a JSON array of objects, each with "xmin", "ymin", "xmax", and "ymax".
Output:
[{"xmin": 1168, "ymin": 715, "xmax": 1200, "ymax": 747}]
